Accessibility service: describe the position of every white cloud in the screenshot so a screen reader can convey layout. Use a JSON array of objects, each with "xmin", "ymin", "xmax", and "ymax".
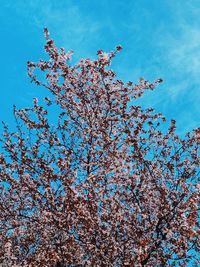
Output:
[{"xmin": 163, "ymin": 27, "xmax": 200, "ymax": 80}]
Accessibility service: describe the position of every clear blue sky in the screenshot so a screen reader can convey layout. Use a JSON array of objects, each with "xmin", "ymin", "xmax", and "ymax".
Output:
[{"xmin": 0, "ymin": 0, "xmax": 199, "ymax": 135}]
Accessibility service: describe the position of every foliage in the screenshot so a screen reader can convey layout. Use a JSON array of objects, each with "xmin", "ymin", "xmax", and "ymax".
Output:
[{"xmin": 0, "ymin": 29, "xmax": 199, "ymax": 266}]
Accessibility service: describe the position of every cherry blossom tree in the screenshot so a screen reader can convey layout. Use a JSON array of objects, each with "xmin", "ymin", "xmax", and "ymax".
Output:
[{"xmin": 0, "ymin": 29, "xmax": 199, "ymax": 266}]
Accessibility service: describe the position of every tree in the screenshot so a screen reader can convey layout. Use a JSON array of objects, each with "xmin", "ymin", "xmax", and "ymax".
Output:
[{"xmin": 0, "ymin": 28, "xmax": 199, "ymax": 267}]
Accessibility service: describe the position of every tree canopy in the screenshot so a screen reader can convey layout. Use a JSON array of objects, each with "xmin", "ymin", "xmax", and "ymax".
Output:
[{"xmin": 0, "ymin": 29, "xmax": 199, "ymax": 266}]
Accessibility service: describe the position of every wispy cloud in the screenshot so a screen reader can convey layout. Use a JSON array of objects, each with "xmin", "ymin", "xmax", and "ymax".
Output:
[
  {"xmin": 6, "ymin": 1, "xmax": 103, "ymax": 58},
  {"xmin": 143, "ymin": 0, "xmax": 200, "ymax": 133}
]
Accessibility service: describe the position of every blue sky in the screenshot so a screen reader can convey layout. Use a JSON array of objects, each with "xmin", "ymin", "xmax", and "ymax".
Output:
[{"xmin": 0, "ymin": 0, "xmax": 199, "ymax": 135}]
